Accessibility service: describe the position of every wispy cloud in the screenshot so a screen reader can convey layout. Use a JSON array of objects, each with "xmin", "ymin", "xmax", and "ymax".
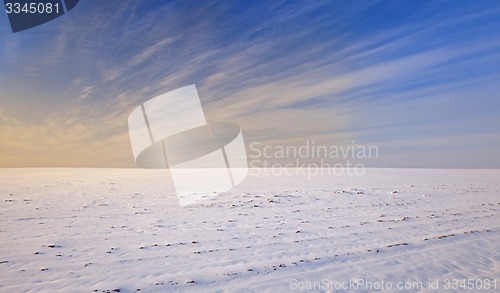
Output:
[
  {"xmin": 77, "ymin": 85, "xmax": 94, "ymax": 100},
  {"xmin": 0, "ymin": 107, "xmax": 133, "ymax": 167},
  {"xmin": 0, "ymin": 0, "xmax": 499, "ymax": 167}
]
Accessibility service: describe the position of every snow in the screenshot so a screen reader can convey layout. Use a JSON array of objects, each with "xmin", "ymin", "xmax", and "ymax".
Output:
[{"xmin": 0, "ymin": 168, "xmax": 499, "ymax": 292}]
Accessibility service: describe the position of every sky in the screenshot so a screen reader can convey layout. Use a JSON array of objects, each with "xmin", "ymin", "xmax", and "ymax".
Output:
[{"xmin": 0, "ymin": 0, "xmax": 499, "ymax": 168}]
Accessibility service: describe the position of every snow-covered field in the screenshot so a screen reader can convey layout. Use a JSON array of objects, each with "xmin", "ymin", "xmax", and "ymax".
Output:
[{"xmin": 0, "ymin": 168, "xmax": 499, "ymax": 292}]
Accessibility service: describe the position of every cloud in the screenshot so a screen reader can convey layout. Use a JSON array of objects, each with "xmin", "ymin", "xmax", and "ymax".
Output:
[
  {"xmin": 1, "ymin": 0, "xmax": 499, "ymax": 168},
  {"xmin": 0, "ymin": 107, "xmax": 134, "ymax": 167},
  {"xmin": 130, "ymin": 37, "xmax": 176, "ymax": 66},
  {"xmin": 77, "ymin": 85, "xmax": 94, "ymax": 100}
]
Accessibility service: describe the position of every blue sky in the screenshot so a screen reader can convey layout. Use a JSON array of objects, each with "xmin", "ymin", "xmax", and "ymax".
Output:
[{"xmin": 0, "ymin": 0, "xmax": 499, "ymax": 168}]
